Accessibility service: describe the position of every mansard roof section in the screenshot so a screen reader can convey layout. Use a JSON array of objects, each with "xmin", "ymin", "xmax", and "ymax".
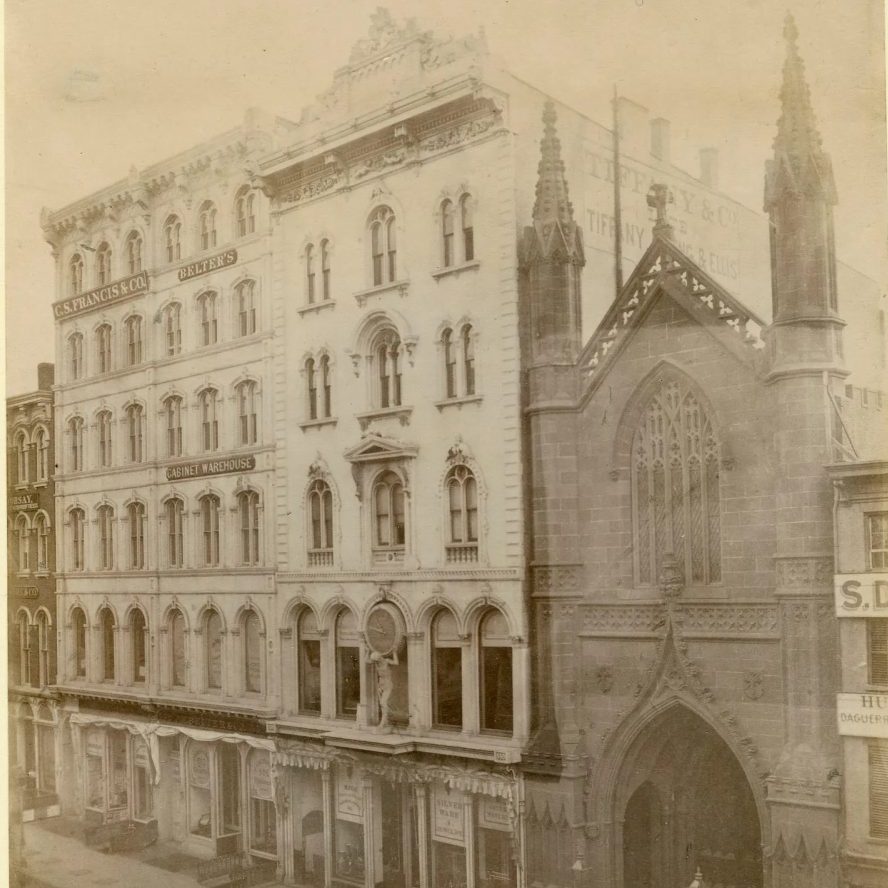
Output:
[
  {"xmin": 579, "ymin": 235, "xmax": 766, "ymax": 397},
  {"xmin": 41, "ymin": 107, "xmax": 288, "ymax": 245}
]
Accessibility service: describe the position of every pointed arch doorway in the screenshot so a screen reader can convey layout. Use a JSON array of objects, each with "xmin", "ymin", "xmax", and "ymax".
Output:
[{"xmin": 617, "ymin": 705, "xmax": 762, "ymax": 888}]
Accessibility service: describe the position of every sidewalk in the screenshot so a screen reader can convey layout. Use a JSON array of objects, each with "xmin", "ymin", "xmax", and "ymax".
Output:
[{"xmin": 20, "ymin": 819, "xmax": 204, "ymax": 888}]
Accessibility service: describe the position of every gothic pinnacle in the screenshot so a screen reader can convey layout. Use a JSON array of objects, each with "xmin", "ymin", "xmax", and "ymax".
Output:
[{"xmin": 532, "ymin": 101, "xmax": 575, "ymax": 226}]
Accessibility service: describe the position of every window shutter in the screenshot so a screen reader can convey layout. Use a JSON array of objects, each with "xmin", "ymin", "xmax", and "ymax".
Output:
[
  {"xmin": 869, "ymin": 620, "xmax": 888, "ymax": 685},
  {"xmin": 869, "ymin": 741, "xmax": 888, "ymax": 839}
]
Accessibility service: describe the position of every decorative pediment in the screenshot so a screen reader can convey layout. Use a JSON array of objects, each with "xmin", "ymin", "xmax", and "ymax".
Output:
[{"xmin": 343, "ymin": 432, "xmax": 418, "ymax": 464}]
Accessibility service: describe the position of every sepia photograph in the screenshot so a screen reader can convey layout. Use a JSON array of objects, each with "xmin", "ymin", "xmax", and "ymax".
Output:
[{"xmin": 5, "ymin": 1, "xmax": 887, "ymax": 886}]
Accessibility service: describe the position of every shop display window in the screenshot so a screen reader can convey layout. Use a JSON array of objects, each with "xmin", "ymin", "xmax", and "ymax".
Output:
[
  {"xmin": 334, "ymin": 819, "xmax": 365, "ymax": 882},
  {"xmin": 109, "ymin": 730, "xmax": 128, "ymax": 810},
  {"xmin": 479, "ymin": 829, "xmax": 515, "ymax": 887},
  {"xmin": 189, "ymin": 744, "xmax": 213, "ymax": 837},
  {"xmin": 219, "ymin": 743, "xmax": 242, "ymax": 836},
  {"xmin": 86, "ymin": 753, "xmax": 104, "ymax": 809},
  {"xmin": 249, "ymin": 750, "xmax": 276, "ymax": 856},
  {"xmin": 36, "ymin": 723, "xmax": 55, "ymax": 794},
  {"xmin": 433, "ymin": 842, "xmax": 466, "ymax": 888},
  {"xmin": 133, "ymin": 739, "xmax": 153, "ymax": 820}
]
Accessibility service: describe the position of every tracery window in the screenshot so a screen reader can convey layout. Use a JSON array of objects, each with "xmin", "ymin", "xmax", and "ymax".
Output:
[
  {"xmin": 165, "ymin": 396, "xmax": 183, "ymax": 457},
  {"xmin": 238, "ymin": 490, "xmax": 261, "ymax": 565},
  {"xmin": 128, "ymin": 501, "xmax": 146, "ymax": 569},
  {"xmin": 125, "ymin": 315, "xmax": 143, "ymax": 365},
  {"xmin": 199, "ymin": 388, "xmax": 220, "ymax": 452},
  {"xmin": 96, "ymin": 242, "xmax": 112, "ymax": 286},
  {"xmin": 200, "ymin": 495, "xmax": 221, "ymax": 567},
  {"xmin": 69, "ymin": 333, "xmax": 84, "ymax": 380},
  {"xmin": 70, "ymin": 253, "xmax": 84, "ymax": 296},
  {"xmin": 236, "ymin": 380, "xmax": 257, "ymax": 445},
  {"xmin": 125, "ymin": 231, "xmax": 143, "ymax": 274},
  {"xmin": 369, "ymin": 206, "xmax": 397, "ymax": 286},
  {"xmin": 445, "ymin": 464, "xmax": 478, "ymax": 563},
  {"xmin": 307, "ymin": 479, "xmax": 334, "ymax": 566},
  {"xmin": 632, "ymin": 379, "xmax": 722, "ymax": 585},
  {"xmin": 198, "ymin": 291, "xmax": 218, "ymax": 346},
  {"xmin": 235, "ymin": 187, "xmax": 255, "ymax": 237},
  {"xmin": 96, "ymin": 323, "xmax": 113, "ymax": 374},
  {"xmin": 198, "ymin": 201, "xmax": 217, "ymax": 252},
  {"xmin": 374, "ymin": 329, "xmax": 402, "ymax": 408},
  {"xmin": 97, "ymin": 409, "xmax": 113, "ymax": 467},
  {"xmin": 163, "ymin": 216, "xmax": 182, "ymax": 263},
  {"xmin": 236, "ymin": 280, "xmax": 256, "ymax": 336},
  {"xmin": 165, "ymin": 498, "xmax": 185, "ymax": 568}
]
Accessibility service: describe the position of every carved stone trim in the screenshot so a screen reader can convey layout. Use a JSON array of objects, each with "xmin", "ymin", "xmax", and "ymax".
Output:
[
  {"xmin": 532, "ymin": 564, "xmax": 583, "ymax": 597},
  {"xmin": 774, "ymin": 556, "xmax": 833, "ymax": 591}
]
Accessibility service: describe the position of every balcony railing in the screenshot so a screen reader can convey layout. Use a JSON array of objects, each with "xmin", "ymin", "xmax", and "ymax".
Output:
[
  {"xmin": 446, "ymin": 543, "xmax": 479, "ymax": 564},
  {"xmin": 307, "ymin": 549, "xmax": 334, "ymax": 568}
]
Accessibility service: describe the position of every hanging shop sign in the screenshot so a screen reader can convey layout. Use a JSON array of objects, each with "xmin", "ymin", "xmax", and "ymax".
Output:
[
  {"xmin": 134, "ymin": 740, "xmax": 151, "ymax": 769},
  {"xmin": 834, "ymin": 574, "xmax": 888, "ymax": 616},
  {"xmin": 190, "ymin": 747, "xmax": 211, "ymax": 788},
  {"xmin": 166, "ymin": 454, "xmax": 255, "ymax": 481},
  {"xmin": 478, "ymin": 796, "xmax": 511, "ymax": 832},
  {"xmin": 53, "ymin": 272, "xmax": 150, "ymax": 320},
  {"xmin": 250, "ymin": 754, "xmax": 273, "ymax": 801},
  {"xmin": 432, "ymin": 785, "xmax": 465, "ymax": 845},
  {"xmin": 336, "ymin": 771, "xmax": 363, "ymax": 822},
  {"xmin": 10, "ymin": 494, "xmax": 39, "ymax": 511},
  {"xmin": 837, "ymin": 693, "xmax": 888, "ymax": 739},
  {"xmin": 85, "ymin": 729, "xmax": 104, "ymax": 757},
  {"xmin": 178, "ymin": 249, "xmax": 238, "ymax": 282}
]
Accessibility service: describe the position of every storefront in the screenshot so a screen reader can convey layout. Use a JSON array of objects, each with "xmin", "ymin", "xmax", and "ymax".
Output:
[{"xmin": 11, "ymin": 697, "xmax": 61, "ymax": 821}]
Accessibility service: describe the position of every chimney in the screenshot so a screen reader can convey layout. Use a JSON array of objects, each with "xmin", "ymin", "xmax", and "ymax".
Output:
[
  {"xmin": 615, "ymin": 97, "xmax": 650, "ymax": 160},
  {"xmin": 699, "ymin": 148, "xmax": 719, "ymax": 189},
  {"xmin": 37, "ymin": 363, "xmax": 54, "ymax": 390},
  {"xmin": 650, "ymin": 118, "xmax": 671, "ymax": 163}
]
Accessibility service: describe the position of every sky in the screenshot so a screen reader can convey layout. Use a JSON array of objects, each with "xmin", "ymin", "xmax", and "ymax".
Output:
[{"xmin": 5, "ymin": 0, "xmax": 886, "ymax": 395}]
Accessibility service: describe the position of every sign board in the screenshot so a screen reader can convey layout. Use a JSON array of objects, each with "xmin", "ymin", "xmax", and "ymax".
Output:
[
  {"xmin": 478, "ymin": 796, "xmax": 511, "ymax": 832},
  {"xmin": 250, "ymin": 753, "xmax": 273, "ymax": 801},
  {"xmin": 835, "ymin": 574, "xmax": 888, "ymax": 616},
  {"xmin": 86, "ymin": 729, "xmax": 104, "ymax": 757},
  {"xmin": 178, "ymin": 249, "xmax": 238, "ymax": 283},
  {"xmin": 837, "ymin": 693, "xmax": 888, "ymax": 738},
  {"xmin": 432, "ymin": 785, "xmax": 465, "ymax": 845},
  {"xmin": 134, "ymin": 740, "xmax": 150, "ymax": 769},
  {"xmin": 336, "ymin": 772, "xmax": 363, "ymax": 822},
  {"xmin": 10, "ymin": 494, "xmax": 39, "ymax": 511},
  {"xmin": 190, "ymin": 747, "xmax": 211, "ymax": 788},
  {"xmin": 17, "ymin": 587, "xmax": 39, "ymax": 599},
  {"xmin": 53, "ymin": 272, "xmax": 150, "ymax": 320},
  {"xmin": 166, "ymin": 455, "xmax": 255, "ymax": 481}
]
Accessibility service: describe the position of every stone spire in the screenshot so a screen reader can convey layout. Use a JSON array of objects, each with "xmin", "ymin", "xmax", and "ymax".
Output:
[{"xmin": 532, "ymin": 101, "xmax": 574, "ymax": 226}]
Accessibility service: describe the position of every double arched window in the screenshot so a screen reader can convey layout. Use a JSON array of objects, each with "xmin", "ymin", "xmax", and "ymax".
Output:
[
  {"xmin": 236, "ymin": 380, "xmax": 258, "ymax": 445},
  {"xmin": 70, "ymin": 253, "xmax": 84, "ymax": 296},
  {"xmin": 445, "ymin": 464, "xmax": 478, "ymax": 562},
  {"xmin": 373, "ymin": 329, "xmax": 402, "ymax": 409},
  {"xmin": 198, "ymin": 201, "xmax": 217, "ymax": 252},
  {"xmin": 96, "ymin": 323, "xmax": 113, "ymax": 374},
  {"xmin": 126, "ymin": 403, "xmax": 144, "ymax": 463},
  {"xmin": 199, "ymin": 388, "xmax": 220, "ymax": 452},
  {"xmin": 164, "ymin": 395, "xmax": 183, "ymax": 457},
  {"xmin": 200, "ymin": 494, "xmax": 221, "ymax": 566},
  {"xmin": 163, "ymin": 303, "xmax": 182, "ymax": 356},
  {"xmin": 68, "ymin": 333, "xmax": 84, "ymax": 380},
  {"xmin": 307, "ymin": 479, "xmax": 334, "ymax": 565},
  {"xmin": 97, "ymin": 409, "xmax": 113, "ymax": 467},
  {"xmin": 164, "ymin": 215, "xmax": 182, "ymax": 263},
  {"xmin": 305, "ymin": 356, "xmax": 332, "ymax": 421},
  {"xmin": 72, "ymin": 608, "xmax": 88, "ymax": 678},
  {"xmin": 440, "ymin": 194, "xmax": 475, "ymax": 266},
  {"xmin": 236, "ymin": 280, "xmax": 257, "ymax": 336},
  {"xmin": 632, "ymin": 378, "xmax": 722, "ymax": 586},
  {"xmin": 128, "ymin": 501, "xmax": 146, "ymax": 569},
  {"xmin": 369, "ymin": 206, "xmax": 397, "ymax": 286},
  {"xmin": 440, "ymin": 324, "xmax": 476, "ymax": 399},
  {"xmin": 372, "ymin": 471, "xmax": 406, "ymax": 554},
  {"xmin": 97, "ymin": 504, "xmax": 115, "ymax": 570},
  {"xmin": 238, "ymin": 490, "xmax": 261, "ymax": 565},
  {"xmin": 68, "ymin": 416, "xmax": 84, "ymax": 472},
  {"xmin": 198, "ymin": 291, "xmax": 218, "ymax": 346},
  {"xmin": 305, "ymin": 240, "xmax": 332, "ymax": 303},
  {"xmin": 125, "ymin": 315, "xmax": 143, "ymax": 366},
  {"xmin": 96, "ymin": 242, "xmax": 112, "ymax": 285},
  {"xmin": 125, "ymin": 231, "xmax": 143, "ymax": 275},
  {"xmin": 70, "ymin": 508, "xmax": 85, "ymax": 570},
  {"xmin": 235, "ymin": 187, "xmax": 255, "ymax": 237}
]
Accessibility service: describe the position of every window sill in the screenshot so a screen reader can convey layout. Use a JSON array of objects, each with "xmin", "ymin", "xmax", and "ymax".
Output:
[
  {"xmin": 298, "ymin": 299, "xmax": 336, "ymax": 316},
  {"xmin": 33, "ymin": 481, "xmax": 48, "ymax": 489},
  {"xmin": 431, "ymin": 259, "xmax": 480, "ymax": 280},
  {"xmin": 434, "ymin": 394, "xmax": 483, "ymax": 411},
  {"xmin": 16, "ymin": 571, "xmax": 31, "ymax": 579},
  {"xmin": 356, "ymin": 405, "xmax": 413, "ymax": 431},
  {"xmin": 353, "ymin": 279, "xmax": 409, "ymax": 307},
  {"xmin": 299, "ymin": 416, "xmax": 338, "ymax": 431}
]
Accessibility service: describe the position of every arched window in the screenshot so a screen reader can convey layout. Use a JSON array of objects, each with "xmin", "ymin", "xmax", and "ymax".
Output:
[
  {"xmin": 69, "ymin": 253, "xmax": 84, "ymax": 296},
  {"xmin": 165, "ymin": 396, "xmax": 183, "ymax": 457},
  {"xmin": 128, "ymin": 501, "xmax": 146, "ymax": 569},
  {"xmin": 372, "ymin": 471, "xmax": 405, "ymax": 553},
  {"xmin": 100, "ymin": 608, "xmax": 116, "ymax": 681},
  {"xmin": 165, "ymin": 498, "xmax": 185, "ymax": 568},
  {"xmin": 130, "ymin": 610, "xmax": 147, "ymax": 684},
  {"xmin": 432, "ymin": 610, "xmax": 462, "ymax": 728},
  {"xmin": 70, "ymin": 508, "xmax": 85, "ymax": 570},
  {"xmin": 632, "ymin": 378, "xmax": 722, "ymax": 585},
  {"xmin": 198, "ymin": 291, "xmax": 218, "ymax": 346},
  {"xmin": 369, "ymin": 206, "xmax": 396, "ymax": 286},
  {"xmin": 205, "ymin": 610, "xmax": 223, "ymax": 690},
  {"xmin": 72, "ymin": 608, "xmax": 87, "ymax": 678},
  {"xmin": 236, "ymin": 280, "xmax": 256, "ymax": 336},
  {"xmin": 320, "ymin": 355, "xmax": 332, "ymax": 418},
  {"xmin": 17, "ymin": 614, "xmax": 31, "ymax": 686},
  {"xmin": 16, "ymin": 514, "xmax": 31, "ymax": 573},
  {"xmin": 373, "ymin": 328, "xmax": 402, "ymax": 408},
  {"xmin": 306, "ymin": 358, "xmax": 317, "ymax": 420},
  {"xmin": 199, "ymin": 388, "xmax": 219, "ymax": 452},
  {"xmin": 35, "ymin": 427, "xmax": 49, "ymax": 482},
  {"xmin": 68, "ymin": 416, "xmax": 84, "ymax": 472},
  {"xmin": 125, "ymin": 231, "xmax": 143, "ymax": 275},
  {"xmin": 97, "ymin": 504, "xmax": 115, "ymax": 570},
  {"xmin": 200, "ymin": 495, "xmax": 221, "ymax": 567},
  {"xmin": 36, "ymin": 611, "xmax": 50, "ymax": 686},
  {"xmin": 306, "ymin": 244, "xmax": 316, "ymax": 304},
  {"xmin": 35, "ymin": 512, "xmax": 49, "ymax": 571},
  {"xmin": 243, "ymin": 611, "xmax": 262, "ymax": 693},
  {"xmin": 169, "ymin": 609, "xmax": 187, "ymax": 688},
  {"xmin": 460, "ymin": 193, "xmax": 475, "ymax": 261},
  {"xmin": 96, "ymin": 242, "xmax": 112, "ymax": 286},
  {"xmin": 321, "ymin": 239, "xmax": 331, "ymax": 300},
  {"xmin": 446, "ymin": 464, "xmax": 478, "ymax": 562},
  {"xmin": 238, "ymin": 490, "xmax": 261, "ymax": 565},
  {"xmin": 462, "ymin": 324, "xmax": 475, "ymax": 395},
  {"xmin": 125, "ymin": 315, "xmax": 143, "ymax": 366},
  {"xmin": 96, "ymin": 323, "xmax": 113, "ymax": 374},
  {"xmin": 69, "ymin": 332, "xmax": 84, "ymax": 380},
  {"xmin": 97, "ymin": 409, "xmax": 113, "ymax": 467},
  {"xmin": 236, "ymin": 380, "xmax": 257, "ymax": 445},
  {"xmin": 235, "ymin": 187, "xmax": 255, "ymax": 237},
  {"xmin": 164, "ymin": 215, "xmax": 182, "ymax": 263},
  {"xmin": 308, "ymin": 479, "xmax": 334, "ymax": 565},
  {"xmin": 198, "ymin": 201, "xmax": 217, "ymax": 252},
  {"xmin": 126, "ymin": 403, "xmax": 144, "ymax": 463},
  {"xmin": 14, "ymin": 430, "xmax": 29, "ymax": 484},
  {"xmin": 441, "ymin": 199, "xmax": 455, "ymax": 266},
  {"xmin": 480, "ymin": 609, "xmax": 513, "ymax": 733},
  {"xmin": 297, "ymin": 610, "xmax": 321, "ymax": 713},
  {"xmin": 442, "ymin": 328, "xmax": 456, "ymax": 399},
  {"xmin": 335, "ymin": 610, "xmax": 360, "ymax": 718},
  {"xmin": 163, "ymin": 303, "xmax": 182, "ymax": 356}
]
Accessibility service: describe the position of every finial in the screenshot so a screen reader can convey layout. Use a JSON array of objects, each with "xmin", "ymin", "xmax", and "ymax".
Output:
[
  {"xmin": 646, "ymin": 183, "xmax": 675, "ymax": 241},
  {"xmin": 532, "ymin": 101, "xmax": 574, "ymax": 226},
  {"xmin": 774, "ymin": 12, "xmax": 823, "ymax": 158},
  {"xmin": 783, "ymin": 11, "xmax": 798, "ymax": 46}
]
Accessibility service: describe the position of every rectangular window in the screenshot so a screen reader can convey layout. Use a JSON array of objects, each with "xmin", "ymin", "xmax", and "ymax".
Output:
[
  {"xmin": 433, "ymin": 647, "xmax": 462, "ymax": 728},
  {"xmin": 134, "ymin": 761, "xmax": 153, "ymax": 820},
  {"xmin": 870, "ymin": 740, "xmax": 888, "ymax": 839},
  {"xmin": 869, "ymin": 513, "xmax": 888, "ymax": 569},
  {"xmin": 869, "ymin": 620, "xmax": 888, "ymax": 686},
  {"xmin": 109, "ymin": 731, "xmax": 128, "ymax": 810},
  {"xmin": 299, "ymin": 640, "xmax": 322, "ymax": 714},
  {"xmin": 219, "ymin": 744, "xmax": 241, "ymax": 836},
  {"xmin": 336, "ymin": 646, "xmax": 360, "ymax": 717}
]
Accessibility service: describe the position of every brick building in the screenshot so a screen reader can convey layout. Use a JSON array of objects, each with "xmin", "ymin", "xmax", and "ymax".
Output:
[
  {"xmin": 8, "ymin": 362, "xmax": 61, "ymax": 822},
  {"xmin": 520, "ymin": 16, "xmax": 884, "ymax": 888}
]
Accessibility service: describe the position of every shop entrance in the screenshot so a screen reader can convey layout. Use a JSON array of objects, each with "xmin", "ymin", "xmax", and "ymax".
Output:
[{"xmin": 618, "ymin": 706, "xmax": 762, "ymax": 888}]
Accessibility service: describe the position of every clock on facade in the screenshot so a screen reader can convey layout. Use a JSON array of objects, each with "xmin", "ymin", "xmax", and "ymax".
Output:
[{"xmin": 365, "ymin": 602, "xmax": 405, "ymax": 657}]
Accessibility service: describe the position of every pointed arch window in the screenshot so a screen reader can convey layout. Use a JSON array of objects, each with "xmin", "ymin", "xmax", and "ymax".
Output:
[
  {"xmin": 205, "ymin": 610, "xmax": 223, "ymax": 690},
  {"xmin": 441, "ymin": 199, "xmax": 455, "ymax": 266},
  {"xmin": 165, "ymin": 498, "xmax": 185, "ymax": 568},
  {"xmin": 96, "ymin": 323, "xmax": 113, "ymax": 374},
  {"xmin": 460, "ymin": 194, "xmax": 475, "ymax": 261},
  {"xmin": 235, "ymin": 187, "xmax": 256, "ymax": 237},
  {"xmin": 199, "ymin": 201, "xmax": 217, "ymax": 252},
  {"xmin": 236, "ymin": 380, "xmax": 258, "ymax": 445},
  {"xmin": 97, "ymin": 504, "xmax": 115, "ymax": 570},
  {"xmin": 236, "ymin": 280, "xmax": 256, "ymax": 337},
  {"xmin": 164, "ymin": 216, "xmax": 182, "ymax": 263},
  {"xmin": 70, "ymin": 508, "xmax": 85, "ymax": 570},
  {"xmin": 130, "ymin": 609, "xmax": 147, "ymax": 683},
  {"xmin": 128, "ymin": 501, "xmax": 146, "ymax": 569},
  {"xmin": 125, "ymin": 315, "xmax": 143, "ymax": 365},
  {"xmin": 243, "ymin": 611, "xmax": 262, "ymax": 693},
  {"xmin": 69, "ymin": 332, "xmax": 84, "ymax": 380},
  {"xmin": 15, "ymin": 514, "xmax": 31, "ymax": 573},
  {"xmin": 163, "ymin": 303, "xmax": 182, "ymax": 356},
  {"xmin": 432, "ymin": 610, "xmax": 462, "ymax": 728},
  {"xmin": 68, "ymin": 416, "xmax": 84, "ymax": 472},
  {"xmin": 165, "ymin": 396, "xmax": 183, "ymax": 457},
  {"xmin": 199, "ymin": 388, "xmax": 220, "ymax": 452},
  {"xmin": 308, "ymin": 479, "xmax": 334, "ymax": 566},
  {"xmin": 126, "ymin": 403, "xmax": 144, "ymax": 463},
  {"xmin": 35, "ymin": 428, "xmax": 49, "ymax": 481},
  {"xmin": 72, "ymin": 608, "xmax": 87, "ymax": 678},
  {"xmin": 369, "ymin": 206, "xmax": 396, "ymax": 286},
  {"xmin": 100, "ymin": 608, "xmax": 116, "ymax": 681},
  {"xmin": 97, "ymin": 409, "xmax": 113, "ymax": 467},
  {"xmin": 200, "ymin": 495, "xmax": 221, "ymax": 566},
  {"xmin": 238, "ymin": 490, "xmax": 261, "ymax": 565},
  {"xmin": 70, "ymin": 253, "xmax": 84, "ymax": 296},
  {"xmin": 374, "ymin": 329, "xmax": 402, "ymax": 408},
  {"xmin": 35, "ymin": 512, "xmax": 50, "ymax": 571},
  {"xmin": 96, "ymin": 242, "xmax": 112, "ymax": 286},
  {"xmin": 198, "ymin": 291, "xmax": 218, "ymax": 346},
  {"xmin": 14, "ymin": 430, "xmax": 29, "ymax": 484},
  {"xmin": 169, "ymin": 609, "xmax": 187, "ymax": 688},
  {"xmin": 125, "ymin": 231, "xmax": 143, "ymax": 275},
  {"xmin": 321, "ymin": 239, "xmax": 331, "ymax": 300},
  {"xmin": 632, "ymin": 379, "xmax": 722, "ymax": 586},
  {"xmin": 446, "ymin": 464, "xmax": 478, "ymax": 563}
]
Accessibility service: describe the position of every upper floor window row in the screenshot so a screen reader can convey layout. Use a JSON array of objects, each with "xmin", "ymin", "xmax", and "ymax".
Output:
[{"xmin": 10, "ymin": 426, "xmax": 50, "ymax": 486}]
